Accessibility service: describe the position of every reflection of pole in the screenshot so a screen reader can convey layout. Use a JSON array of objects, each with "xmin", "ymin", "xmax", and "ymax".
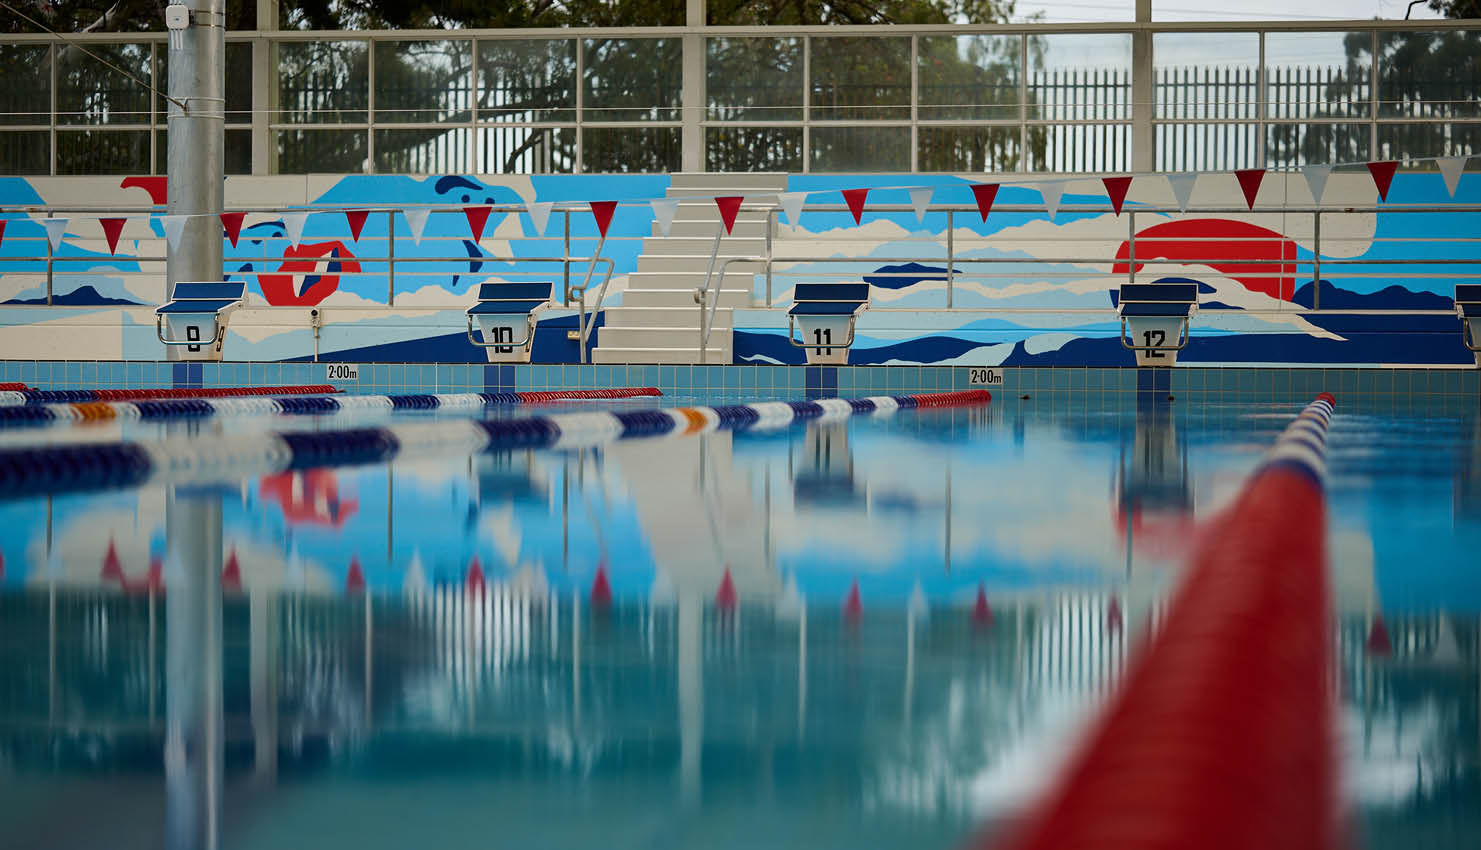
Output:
[
  {"xmin": 165, "ymin": 485, "xmax": 223, "ymax": 850},
  {"xmin": 797, "ymin": 604, "xmax": 808, "ymax": 739},
  {"xmin": 678, "ymin": 592, "xmax": 702, "ymax": 805},
  {"xmin": 904, "ymin": 603, "xmax": 916, "ymax": 731},
  {"xmin": 571, "ymin": 587, "xmax": 581, "ymax": 730},
  {"xmin": 364, "ymin": 594, "xmax": 374, "ymax": 726},
  {"xmin": 248, "ymin": 588, "xmax": 277, "ymax": 784},
  {"xmin": 47, "ymin": 493, "xmax": 54, "ymax": 720},
  {"xmin": 944, "ymin": 468, "xmax": 952, "ymax": 574},
  {"xmin": 386, "ymin": 466, "xmax": 393, "ymax": 567}
]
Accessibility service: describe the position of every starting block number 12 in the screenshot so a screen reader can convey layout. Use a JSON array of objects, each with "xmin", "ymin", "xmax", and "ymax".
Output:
[{"xmin": 967, "ymin": 367, "xmax": 1004, "ymax": 386}]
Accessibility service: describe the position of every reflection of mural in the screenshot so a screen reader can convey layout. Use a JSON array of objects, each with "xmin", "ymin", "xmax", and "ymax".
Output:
[{"xmin": 259, "ymin": 469, "xmax": 358, "ymax": 528}]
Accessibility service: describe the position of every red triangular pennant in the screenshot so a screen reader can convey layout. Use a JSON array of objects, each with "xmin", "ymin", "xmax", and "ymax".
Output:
[
  {"xmin": 220, "ymin": 212, "xmax": 246, "ymax": 248},
  {"xmin": 841, "ymin": 188, "xmax": 869, "ymax": 224},
  {"xmin": 466, "ymin": 556, "xmax": 485, "ymax": 592},
  {"xmin": 0, "ymin": 219, "xmax": 6, "ymax": 249},
  {"xmin": 1234, "ymin": 169, "xmax": 1265, "ymax": 210},
  {"xmin": 589, "ymin": 200, "xmax": 617, "ymax": 239},
  {"xmin": 590, "ymin": 562, "xmax": 612, "ymax": 608},
  {"xmin": 1107, "ymin": 596, "xmax": 1124, "ymax": 633},
  {"xmin": 1365, "ymin": 615, "xmax": 1392, "ymax": 657},
  {"xmin": 1367, "ymin": 160, "xmax": 1399, "ymax": 202},
  {"xmin": 970, "ymin": 183, "xmax": 1000, "ymax": 221},
  {"xmin": 463, "ymin": 205, "xmax": 492, "ymax": 242},
  {"xmin": 101, "ymin": 538, "xmax": 124, "ymax": 583},
  {"xmin": 222, "ymin": 547, "xmax": 242, "ymax": 592},
  {"xmin": 714, "ymin": 196, "xmax": 744, "ymax": 235},
  {"xmin": 345, "ymin": 209, "xmax": 369, "ymax": 242},
  {"xmin": 972, "ymin": 583, "xmax": 993, "ymax": 627},
  {"xmin": 843, "ymin": 578, "xmax": 862, "ymax": 622},
  {"xmin": 346, "ymin": 556, "xmax": 365, "ymax": 594},
  {"xmin": 99, "ymin": 217, "xmax": 126, "ymax": 255},
  {"xmin": 1102, "ymin": 176, "xmax": 1134, "ymax": 216},
  {"xmin": 715, "ymin": 566, "xmax": 737, "ymax": 610}
]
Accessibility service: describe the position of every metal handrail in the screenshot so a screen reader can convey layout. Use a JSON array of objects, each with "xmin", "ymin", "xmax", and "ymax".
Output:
[
  {"xmin": 465, "ymin": 312, "xmax": 538, "ymax": 350},
  {"xmin": 787, "ymin": 314, "xmax": 860, "ymax": 351},
  {"xmin": 696, "ymin": 255, "xmax": 767, "ymax": 363},
  {"xmin": 571, "ymin": 257, "xmax": 616, "ymax": 364},
  {"xmin": 155, "ymin": 315, "xmax": 224, "ymax": 347},
  {"xmin": 1118, "ymin": 316, "xmax": 1193, "ymax": 353}
]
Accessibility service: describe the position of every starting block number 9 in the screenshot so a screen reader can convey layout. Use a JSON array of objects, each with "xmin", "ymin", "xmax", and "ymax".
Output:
[
  {"xmin": 967, "ymin": 367, "xmax": 1004, "ymax": 386},
  {"xmin": 326, "ymin": 363, "xmax": 360, "ymax": 381}
]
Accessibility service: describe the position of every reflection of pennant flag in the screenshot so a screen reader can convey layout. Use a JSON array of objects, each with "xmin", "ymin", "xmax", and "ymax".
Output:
[
  {"xmin": 43, "ymin": 217, "xmax": 68, "ymax": 251},
  {"xmin": 1437, "ymin": 156, "xmax": 1467, "ymax": 197},
  {"xmin": 100, "ymin": 217, "xmax": 126, "ymax": 255},
  {"xmin": 908, "ymin": 186, "xmax": 933, "ymax": 222},
  {"xmin": 282, "ymin": 211, "xmax": 308, "ymax": 246},
  {"xmin": 527, "ymin": 201, "xmax": 553, "ymax": 236},
  {"xmin": 842, "ymin": 187, "xmax": 869, "ymax": 224},
  {"xmin": 1038, "ymin": 182, "xmax": 1064, "ymax": 220},
  {"xmin": 778, "ymin": 191, "xmax": 807, "ymax": 227},
  {"xmin": 345, "ymin": 209, "xmax": 369, "ymax": 242},
  {"xmin": 589, "ymin": 200, "xmax": 617, "ymax": 238},
  {"xmin": 402, "ymin": 207, "xmax": 429, "ymax": 245},
  {"xmin": 464, "ymin": 205, "xmax": 492, "ymax": 241},
  {"xmin": 1234, "ymin": 169, "xmax": 1265, "ymax": 210},
  {"xmin": 1302, "ymin": 163, "xmax": 1331, "ymax": 205},
  {"xmin": 650, "ymin": 198, "xmax": 679, "ymax": 236},
  {"xmin": 0, "ymin": 219, "xmax": 6, "ymax": 249},
  {"xmin": 970, "ymin": 183, "xmax": 999, "ymax": 221},
  {"xmin": 1167, "ymin": 172, "xmax": 1197, "ymax": 212},
  {"xmin": 1102, "ymin": 176, "xmax": 1133, "ymax": 216},
  {"xmin": 220, "ymin": 212, "xmax": 245, "ymax": 248},
  {"xmin": 160, "ymin": 214, "xmax": 186, "ymax": 251},
  {"xmin": 1367, "ymin": 160, "xmax": 1398, "ymax": 202},
  {"xmin": 715, "ymin": 195, "xmax": 744, "ymax": 234}
]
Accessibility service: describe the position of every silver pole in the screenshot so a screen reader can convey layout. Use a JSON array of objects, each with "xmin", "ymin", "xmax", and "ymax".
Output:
[{"xmin": 166, "ymin": 0, "xmax": 227, "ymax": 310}]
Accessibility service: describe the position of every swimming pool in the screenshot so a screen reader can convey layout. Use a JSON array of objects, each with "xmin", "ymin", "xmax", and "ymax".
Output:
[{"xmin": 0, "ymin": 388, "xmax": 1475, "ymax": 849}]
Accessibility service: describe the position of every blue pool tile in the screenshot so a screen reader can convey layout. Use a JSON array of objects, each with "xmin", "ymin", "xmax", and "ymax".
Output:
[{"xmin": 739, "ymin": 367, "xmax": 756, "ymax": 392}]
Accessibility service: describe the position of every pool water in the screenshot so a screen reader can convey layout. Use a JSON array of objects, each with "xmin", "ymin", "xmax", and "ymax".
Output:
[{"xmin": 0, "ymin": 395, "xmax": 1476, "ymax": 849}]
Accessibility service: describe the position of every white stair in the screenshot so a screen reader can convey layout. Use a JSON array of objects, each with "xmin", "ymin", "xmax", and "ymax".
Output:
[{"xmin": 594, "ymin": 173, "xmax": 787, "ymax": 365}]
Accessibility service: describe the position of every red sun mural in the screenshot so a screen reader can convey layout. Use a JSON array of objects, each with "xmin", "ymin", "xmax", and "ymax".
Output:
[
  {"xmin": 1113, "ymin": 219, "xmax": 1300, "ymax": 302},
  {"xmin": 258, "ymin": 241, "xmax": 361, "ymax": 306},
  {"xmin": 259, "ymin": 469, "xmax": 359, "ymax": 528}
]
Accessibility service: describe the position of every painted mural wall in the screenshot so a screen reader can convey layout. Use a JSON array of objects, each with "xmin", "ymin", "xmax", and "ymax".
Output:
[{"xmin": 0, "ymin": 169, "xmax": 1476, "ymax": 366}]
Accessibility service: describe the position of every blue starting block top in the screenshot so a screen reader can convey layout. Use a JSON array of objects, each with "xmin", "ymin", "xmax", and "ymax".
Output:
[
  {"xmin": 1118, "ymin": 282, "xmax": 1199, "ymax": 317},
  {"xmin": 789, "ymin": 283, "xmax": 870, "ymax": 316},
  {"xmin": 156, "ymin": 281, "xmax": 246, "ymax": 315},
  {"xmin": 467, "ymin": 281, "xmax": 553, "ymax": 316},
  {"xmin": 1456, "ymin": 284, "xmax": 1481, "ymax": 318}
]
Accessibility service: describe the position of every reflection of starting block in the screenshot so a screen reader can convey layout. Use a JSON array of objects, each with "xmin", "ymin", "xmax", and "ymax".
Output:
[
  {"xmin": 156, "ymin": 281, "xmax": 246, "ymax": 361},
  {"xmin": 1118, "ymin": 282, "xmax": 1198, "ymax": 367},
  {"xmin": 466, "ymin": 281, "xmax": 552, "ymax": 363},
  {"xmin": 1456, "ymin": 284, "xmax": 1481, "ymax": 367},
  {"xmin": 788, "ymin": 283, "xmax": 868, "ymax": 365}
]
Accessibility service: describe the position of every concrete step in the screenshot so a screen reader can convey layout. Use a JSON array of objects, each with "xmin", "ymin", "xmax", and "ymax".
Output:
[
  {"xmin": 621, "ymin": 288, "xmax": 750, "ymax": 308},
  {"xmin": 637, "ymin": 255, "xmax": 769, "ymax": 273},
  {"xmin": 626, "ymin": 269, "xmax": 757, "ymax": 289},
  {"xmin": 597, "ymin": 326, "xmax": 727, "ymax": 348},
  {"xmin": 591, "ymin": 346, "xmax": 729, "ymax": 365},
  {"xmin": 603, "ymin": 306, "xmax": 730, "ymax": 329},
  {"xmin": 639, "ymin": 236, "xmax": 767, "ymax": 255},
  {"xmin": 661, "ymin": 220, "xmax": 769, "ymax": 238},
  {"xmin": 668, "ymin": 172, "xmax": 789, "ymax": 189}
]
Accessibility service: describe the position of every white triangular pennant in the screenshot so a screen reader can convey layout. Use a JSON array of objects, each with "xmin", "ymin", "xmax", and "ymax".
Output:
[
  {"xmin": 281, "ymin": 211, "xmax": 308, "ymax": 247},
  {"xmin": 159, "ymin": 214, "xmax": 187, "ymax": 251},
  {"xmin": 650, "ymin": 198, "xmax": 680, "ymax": 237},
  {"xmin": 778, "ymin": 191, "xmax": 808, "ymax": 228},
  {"xmin": 1167, "ymin": 172, "xmax": 1197, "ymax": 213},
  {"xmin": 1302, "ymin": 163, "xmax": 1332, "ymax": 205},
  {"xmin": 1038, "ymin": 182, "xmax": 1064, "ymax": 220},
  {"xmin": 526, "ymin": 201, "xmax": 552, "ymax": 237},
  {"xmin": 908, "ymin": 186, "xmax": 933, "ymax": 223},
  {"xmin": 1437, "ymin": 156, "xmax": 1467, "ymax": 198},
  {"xmin": 403, "ymin": 550, "xmax": 428, "ymax": 596},
  {"xmin": 43, "ymin": 217, "xmax": 68, "ymax": 251},
  {"xmin": 403, "ymin": 207, "xmax": 430, "ymax": 245}
]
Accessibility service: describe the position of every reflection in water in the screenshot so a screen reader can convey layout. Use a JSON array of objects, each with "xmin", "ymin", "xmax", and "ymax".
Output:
[{"xmin": 0, "ymin": 403, "xmax": 1476, "ymax": 848}]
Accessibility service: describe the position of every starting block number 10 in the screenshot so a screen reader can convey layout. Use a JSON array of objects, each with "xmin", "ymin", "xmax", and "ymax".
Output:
[{"xmin": 967, "ymin": 367, "xmax": 1004, "ymax": 386}]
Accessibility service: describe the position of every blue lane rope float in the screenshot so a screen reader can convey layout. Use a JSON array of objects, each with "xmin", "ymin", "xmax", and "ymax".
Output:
[
  {"xmin": 0, "ymin": 390, "xmax": 990, "ymax": 498},
  {"xmin": 0, "ymin": 388, "xmax": 668, "ymax": 427}
]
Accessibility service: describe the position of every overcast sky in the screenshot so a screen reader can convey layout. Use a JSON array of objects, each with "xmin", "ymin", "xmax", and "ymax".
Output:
[{"xmin": 1009, "ymin": 0, "xmax": 1449, "ymax": 23}]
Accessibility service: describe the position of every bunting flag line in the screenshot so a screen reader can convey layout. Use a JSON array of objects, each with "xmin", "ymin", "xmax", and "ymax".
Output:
[
  {"xmin": 650, "ymin": 198, "xmax": 679, "ymax": 237},
  {"xmin": 589, "ymin": 200, "xmax": 617, "ymax": 239},
  {"xmin": 970, "ymin": 183, "xmax": 999, "ymax": 221},
  {"xmin": 1302, "ymin": 163, "xmax": 1331, "ymax": 205},
  {"xmin": 842, "ymin": 188, "xmax": 869, "ymax": 225},
  {"xmin": 0, "ymin": 219, "xmax": 6, "ymax": 249},
  {"xmin": 220, "ymin": 212, "xmax": 245, "ymax": 248},
  {"xmin": 160, "ymin": 214, "xmax": 186, "ymax": 252},
  {"xmin": 402, "ymin": 208, "xmax": 430, "ymax": 245},
  {"xmin": 1234, "ymin": 168, "xmax": 1265, "ymax": 210},
  {"xmin": 1367, "ymin": 160, "xmax": 1398, "ymax": 202},
  {"xmin": 281, "ymin": 211, "xmax": 308, "ymax": 247},
  {"xmin": 909, "ymin": 186, "xmax": 934, "ymax": 223},
  {"xmin": 526, "ymin": 201, "xmax": 553, "ymax": 237},
  {"xmin": 464, "ymin": 205, "xmax": 492, "ymax": 242},
  {"xmin": 43, "ymin": 217, "xmax": 68, "ymax": 252},
  {"xmin": 1168, "ymin": 172, "xmax": 1197, "ymax": 212},
  {"xmin": 100, "ymin": 217, "xmax": 126, "ymax": 255},
  {"xmin": 345, "ymin": 209, "xmax": 369, "ymax": 242},
  {"xmin": 1102, "ymin": 176, "xmax": 1133, "ymax": 216},
  {"xmin": 778, "ymin": 192, "xmax": 807, "ymax": 228},
  {"xmin": 1039, "ymin": 182, "xmax": 1064, "ymax": 220},
  {"xmin": 715, "ymin": 196, "xmax": 744, "ymax": 235},
  {"xmin": 1437, "ymin": 156, "xmax": 1467, "ymax": 197}
]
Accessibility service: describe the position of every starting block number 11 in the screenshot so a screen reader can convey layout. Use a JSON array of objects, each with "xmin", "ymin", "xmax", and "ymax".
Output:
[{"xmin": 967, "ymin": 367, "xmax": 1004, "ymax": 386}]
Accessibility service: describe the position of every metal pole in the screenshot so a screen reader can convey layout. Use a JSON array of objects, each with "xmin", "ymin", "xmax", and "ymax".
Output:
[
  {"xmin": 1131, "ymin": 0, "xmax": 1155, "ymax": 173},
  {"xmin": 166, "ymin": 0, "xmax": 227, "ymax": 321},
  {"xmin": 562, "ymin": 210, "xmax": 572, "ymax": 305},
  {"xmin": 1128, "ymin": 210, "xmax": 1137, "ymax": 283},
  {"xmin": 387, "ymin": 210, "xmax": 396, "ymax": 305},
  {"xmin": 1313, "ymin": 211, "xmax": 1321, "ymax": 311},
  {"xmin": 945, "ymin": 210, "xmax": 954, "ymax": 307},
  {"xmin": 45, "ymin": 212, "xmax": 53, "ymax": 305}
]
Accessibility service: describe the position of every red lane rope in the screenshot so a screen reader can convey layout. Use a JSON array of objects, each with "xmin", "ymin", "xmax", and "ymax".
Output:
[
  {"xmin": 907, "ymin": 389, "xmax": 992, "ymax": 407},
  {"xmin": 514, "ymin": 387, "xmax": 662, "ymax": 403},
  {"xmin": 0, "ymin": 383, "xmax": 32, "ymax": 391},
  {"xmin": 986, "ymin": 395, "xmax": 1336, "ymax": 850}
]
